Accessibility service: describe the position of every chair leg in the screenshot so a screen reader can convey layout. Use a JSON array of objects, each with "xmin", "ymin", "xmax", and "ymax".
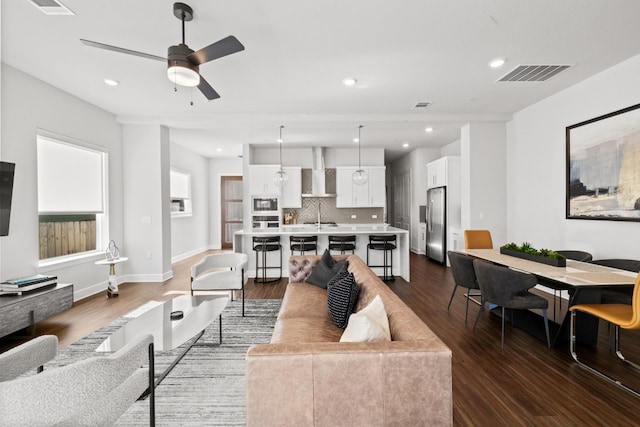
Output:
[
  {"xmin": 148, "ymin": 342, "xmax": 155, "ymax": 427},
  {"xmin": 570, "ymin": 311, "xmax": 640, "ymax": 398},
  {"xmin": 501, "ymin": 306, "xmax": 506, "ymax": 350},
  {"xmin": 241, "ymin": 269, "xmax": 245, "ymax": 317},
  {"xmin": 464, "ymin": 292, "xmax": 471, "ymax": 324},
  {"xmin": 542, "ymin": 308, "xmax": 551, "ymax": 348},
  {"xmin": 447, "ymin": 285, "xmax": 458, "ymax": 310},
  {"xmin": 473, "ymin": 301, "xmax": 484, "ymax": 329},
  {"xmin": 219, "ymin": 314, "xmax": 223, "ymax": 344},
  {"xmin": 613, "ymin": 325, "xmax": 640, "ymax": 371}
]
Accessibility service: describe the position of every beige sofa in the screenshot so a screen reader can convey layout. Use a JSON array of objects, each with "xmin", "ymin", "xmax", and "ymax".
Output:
[{"xmin": 246, "ymin": 254, "xmax": 452, "ymax": 426}]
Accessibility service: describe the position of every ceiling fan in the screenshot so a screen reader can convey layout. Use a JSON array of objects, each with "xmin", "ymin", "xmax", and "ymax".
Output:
[{"xmin": 80, "ymin": 2, "xmax": 244, "ymax": 100}]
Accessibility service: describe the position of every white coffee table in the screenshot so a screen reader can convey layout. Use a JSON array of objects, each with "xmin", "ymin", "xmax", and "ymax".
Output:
[{"xmin": 96, "ymin": 294, "xmax": 228, "ymax": 387}]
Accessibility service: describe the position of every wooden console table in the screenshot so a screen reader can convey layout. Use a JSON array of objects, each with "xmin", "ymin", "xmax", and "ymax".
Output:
[{"xmin": 0, "ymin": 283, "xmax": 73, "ymax": 338}]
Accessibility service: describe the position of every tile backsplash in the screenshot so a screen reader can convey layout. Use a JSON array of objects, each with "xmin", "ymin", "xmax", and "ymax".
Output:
[{"xmin": 284, "ymin": 197, "xmax": 384, "ymax": 225}]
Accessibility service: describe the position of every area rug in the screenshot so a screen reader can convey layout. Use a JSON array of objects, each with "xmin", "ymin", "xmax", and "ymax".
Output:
[{"xmin": 48, "ymin": 298, "xmax": 281, "ymax": 426}]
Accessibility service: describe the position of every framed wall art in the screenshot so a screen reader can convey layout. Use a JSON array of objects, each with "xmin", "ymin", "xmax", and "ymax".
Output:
[{"xmin": 566, "ymin": 103, "xmax": 640, "ymax": 221}]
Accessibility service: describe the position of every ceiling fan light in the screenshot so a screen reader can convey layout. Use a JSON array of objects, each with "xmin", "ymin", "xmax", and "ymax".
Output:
[{"xmin": 167, "ymin": 63, "xmax": 200, "ymax": 87}]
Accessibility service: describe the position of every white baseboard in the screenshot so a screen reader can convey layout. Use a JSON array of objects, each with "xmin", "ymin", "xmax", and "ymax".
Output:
[
  {"xmin": 171, "ymin": 246, "xmax": 210, "ymax": 264},
  {"xmin": 122, "ymin": 270, "xmax": 174, "ymax": 283}
]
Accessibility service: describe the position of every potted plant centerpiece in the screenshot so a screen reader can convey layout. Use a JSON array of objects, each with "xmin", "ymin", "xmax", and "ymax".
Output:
[{"xmin": 499, "ymin": 242, "xmax": 567, "ymax": 267}]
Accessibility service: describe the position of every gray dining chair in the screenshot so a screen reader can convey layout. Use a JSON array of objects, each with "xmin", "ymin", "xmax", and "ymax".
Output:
[
  {"xmin": 447, "ymin": 251, "xmax": 480, "ymax": 323},
  {"xmin": 555, "ymin": 250, "xmax": 593, "ymax": 262},
  {"xmin": 473, "ymin": 259, "xmax": 551, "ymax": 349}
]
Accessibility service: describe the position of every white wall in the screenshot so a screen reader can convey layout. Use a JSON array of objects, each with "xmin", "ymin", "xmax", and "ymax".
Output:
[
  {"xmin": 0, "ymin": 65, "xmax": 124, "ymax": 299},
  {"xmin": 122, "ymin": 124, "xmax": 172, "ymax": 282},
  {"xmin": 208, "ymin": 156, "xmax": 243, "ymax": 249},
  {"xmin": 506, "ymin": 53, "xmax": 640, "ymax": 259},
  {"xmin": 170, "ymin": 142, "xmax": 210, "ymax": 262}
]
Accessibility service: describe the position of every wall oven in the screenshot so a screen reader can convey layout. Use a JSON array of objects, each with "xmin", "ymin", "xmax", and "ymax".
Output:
[
  {"xmin": 252, "ymin": 197, "xmax": 279, "ymax": 214},
  {"xmin": 252, "ymin": 215, "xmax": 280, "ymax": 230}
]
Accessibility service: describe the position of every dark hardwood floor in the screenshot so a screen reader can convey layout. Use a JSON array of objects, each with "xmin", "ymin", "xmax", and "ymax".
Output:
[{"xmin": 3, "ymin": 251, "xmax": 640, "ymax": 425}]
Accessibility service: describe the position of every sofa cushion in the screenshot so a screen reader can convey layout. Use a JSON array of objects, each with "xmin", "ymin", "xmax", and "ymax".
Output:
[
  {"xmin": 277, "ymin": 282, "xmax": 329, "ymax": 320},
  {"xmin": 271, "ymin": 317, "xmax": 343, "ymax": 343},
  {"xmin": 306, "ymin": 250, "xmax": 345, "ymax": 289},
  {"xmin": 340, "ymin": 295, "xmax": 391, "ymax": 342},
  {"xmin": 327, "ymin": 272, "xmax": 360, "ymax": 329}
]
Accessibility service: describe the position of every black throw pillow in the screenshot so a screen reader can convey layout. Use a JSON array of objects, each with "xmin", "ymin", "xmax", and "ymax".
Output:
[
  {"xmin": 326, "ymin": 260, "xmax": 349, "ymax": 290},
  {"xmin": 327, "ymin": 272, "xmax": 360, "ymax": 329},
  {"xmin": 306, "ymin": 249, "xmax": 341, "ymax": 289}
]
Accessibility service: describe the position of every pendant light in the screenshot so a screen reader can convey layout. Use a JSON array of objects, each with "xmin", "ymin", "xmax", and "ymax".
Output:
[
  {"xmin": 273, "ymin": 125, "xmax": 288, "ymax": 187},
  {"xmin": 352, "ymin": 125, "xmax": 368, "ymax": 185}
]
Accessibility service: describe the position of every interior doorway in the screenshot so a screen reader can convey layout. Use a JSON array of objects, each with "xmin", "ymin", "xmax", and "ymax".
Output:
[
  {"xmin": 221, "ymin": 176, "xmax": 243, "ymax": 249},
  {"xmin": 394, "ymin": 171, "xmax": 411, "ymax": 231}
]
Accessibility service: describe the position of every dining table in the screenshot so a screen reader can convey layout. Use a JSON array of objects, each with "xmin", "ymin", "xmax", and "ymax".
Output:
[{"xmin": 457, "ymin": 248, "xmax": 638, "ymax": 346}]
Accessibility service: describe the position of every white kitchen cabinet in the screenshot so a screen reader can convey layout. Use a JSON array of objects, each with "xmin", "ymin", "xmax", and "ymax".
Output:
[
  {"xmin": 249, "ymin": 165, "xmax": 282, "ymax": 196},
  {"xmin": 336, "ymin": 166, "xmax": 386, "ymax": 208},
  {"xmin": 426, "ymin": 157, "xmax": 447, "ymax": 188},
  {"xmin": 280, "ymin": 167, "xmax": 301, "ymax": 208}
]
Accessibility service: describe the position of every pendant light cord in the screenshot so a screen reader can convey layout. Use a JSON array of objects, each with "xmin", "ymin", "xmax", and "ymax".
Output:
[
  {"xmin": 358, "ymin": 125, "xmax": 363, "ymax": 168},
  {"xmin": 279, "ymin": 125, "xmax": 284, "ymax": 169}
]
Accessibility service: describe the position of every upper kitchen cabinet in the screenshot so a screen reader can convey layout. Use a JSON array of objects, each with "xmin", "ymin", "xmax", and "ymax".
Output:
[
  {"xmin": 427, "ymin": 157, "xmax": 460, "ymax": 189},
  {"xmin": 281, "ymin": 167, "xmax": 302, "ymax": 208},
  {"xmin": 249, "ymin": 165, "xmax": 282, "ymax": 196},
  {"xmin": 336, "ymin": 166, "xmax": 386, "ymax": 208}
]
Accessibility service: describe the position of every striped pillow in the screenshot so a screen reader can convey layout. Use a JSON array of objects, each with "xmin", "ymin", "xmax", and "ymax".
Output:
[{"xmin": 327, "ymin": 272, "xmax": 360, "ymax": 329}]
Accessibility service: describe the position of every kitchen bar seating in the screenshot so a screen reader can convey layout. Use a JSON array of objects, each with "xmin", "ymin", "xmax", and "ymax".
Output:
[
  {"xmin": 367, "ymin": 234, "xmax": 397, "ymax": 281},
  {"xmin": 252, "ymin": 236, "xmax": 282, "ymax": 284},
  {"xmin": 289, "ymin": 235, "xmax": 318, "ymax": 255},
  {"xmin": 328, "ymin": 234, "xmax": 356, "ymax": 254}
]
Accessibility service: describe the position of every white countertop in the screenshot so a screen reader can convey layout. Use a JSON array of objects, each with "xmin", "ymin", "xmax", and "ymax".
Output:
[{"xmin": 235, "ymin": 224, "xmax": 408, "ymax": 235}]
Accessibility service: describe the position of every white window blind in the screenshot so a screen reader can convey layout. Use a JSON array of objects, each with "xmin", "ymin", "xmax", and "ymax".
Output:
[{"xmin": 37, "ymin": 136, "xmax": 105, "ymax": 214}]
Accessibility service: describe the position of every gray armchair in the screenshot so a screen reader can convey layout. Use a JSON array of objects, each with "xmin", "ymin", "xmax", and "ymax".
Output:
[
  {"xmin": 473, "ymin": 260, "xmax": 551, "ymax": 349},
  {"xmin": 0, "ymin": 333, "xmax": 155, "ymax": 426}
]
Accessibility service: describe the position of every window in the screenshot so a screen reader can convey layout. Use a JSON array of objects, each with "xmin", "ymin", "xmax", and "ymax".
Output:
[
  {"xmin": 170, "ymin": 168, "xmax": 192, "ymax": 216},
  {"xmin": 37, "ymin": 133, "xmax": 108, "ymax": 261}
]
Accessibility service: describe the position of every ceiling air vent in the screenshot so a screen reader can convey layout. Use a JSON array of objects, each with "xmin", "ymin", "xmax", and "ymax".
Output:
[
  {"xmin": 414, "ymin": 102, "xmax": 431, "ymax": 109},
  {"xmin": 498, "ymin": 65, "xmax": 571, "ymax": 82},
  {"xmin": 28, "ymin": 0, "xmax": 75, "ymax": 15}
]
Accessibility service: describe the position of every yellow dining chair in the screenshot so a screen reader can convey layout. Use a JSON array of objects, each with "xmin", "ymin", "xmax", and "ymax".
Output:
[
  {"xmin": 464, "ymin": 229, "xmax": 493, "ymax": 249},
  {"xmin": 569, "ymin": 272, "xmax": 640, "ymax": 397}
]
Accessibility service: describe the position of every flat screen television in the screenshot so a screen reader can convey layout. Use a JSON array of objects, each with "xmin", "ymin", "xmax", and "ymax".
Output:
[{"xmin": 0, "ymin": 161, "xmax": 16, "ymax": 236}]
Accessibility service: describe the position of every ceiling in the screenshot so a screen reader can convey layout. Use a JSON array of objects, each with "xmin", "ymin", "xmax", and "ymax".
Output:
[{"xmin": 3, "ymin": 1, "xmax": 640, "ymax": 163}]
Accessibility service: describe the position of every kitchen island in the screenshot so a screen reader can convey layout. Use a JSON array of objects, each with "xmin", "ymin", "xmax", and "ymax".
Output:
[{"xmin": 234, "ymin": 224, "xmax": 410, "ymax": 281}]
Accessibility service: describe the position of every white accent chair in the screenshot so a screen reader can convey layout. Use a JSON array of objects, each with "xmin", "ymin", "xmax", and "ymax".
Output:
[
  {"xmin": 191, "ymin": 252, "xmax": 249, "ymax": 316},
  {"xmin": 0, "ymin": 333, "xmax": 155, "ymax": 426}
]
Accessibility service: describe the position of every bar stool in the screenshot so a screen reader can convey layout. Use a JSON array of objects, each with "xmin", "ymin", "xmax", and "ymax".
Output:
[
  {"xmin": 290, "ymin": 235, "xmax": 318, "ymax": 255},
  {"xmin": 367, "ymin": 234, "xmax": 397, "ymax": 281},
  {"xmin": 328, "ymin": 235, "xmax": 356, "ymax": 254},
  {"xmin": 252, "ymin": 236, "xmax": 282, "ymax": 284}
]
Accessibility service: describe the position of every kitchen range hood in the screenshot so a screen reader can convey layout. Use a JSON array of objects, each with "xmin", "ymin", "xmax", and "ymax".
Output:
[{"xmin": 302, "ymin": 147, "xmax": 336, "ymax": 198}]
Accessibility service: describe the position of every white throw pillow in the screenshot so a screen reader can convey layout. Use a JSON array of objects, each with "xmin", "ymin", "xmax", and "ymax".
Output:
[{"xmin": 340, "ymin": 295, "xmax": 391, "ymax": 342}]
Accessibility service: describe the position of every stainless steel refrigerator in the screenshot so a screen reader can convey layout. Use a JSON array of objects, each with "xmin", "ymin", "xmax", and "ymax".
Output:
[{"xmin": 426, "ymin": 186, "xmax": 446, "ymax": 264}]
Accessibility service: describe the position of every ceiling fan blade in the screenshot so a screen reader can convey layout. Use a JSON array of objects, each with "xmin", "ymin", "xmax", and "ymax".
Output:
[
  {"xmin": 80, "ymin": 39, "xmax": 166, "ymax": 62},
  {"xmin": 198, "ymin": 75, "xmax": 220, "ymax": 100},
  {"xmin": 187, "ymin": 35, "xmax": 245, "ymax": 65}
]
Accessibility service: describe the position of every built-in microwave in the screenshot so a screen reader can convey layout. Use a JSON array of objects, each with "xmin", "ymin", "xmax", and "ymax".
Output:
[{"xmin": 252, "ymin": 197, "xmax": 279, "ymax": 213}]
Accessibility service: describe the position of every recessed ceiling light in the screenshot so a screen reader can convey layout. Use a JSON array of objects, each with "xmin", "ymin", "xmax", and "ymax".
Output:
[
  {"xmin": 425, "ymin": 127, "xmax": 433, "ymax": 133},
  {"xmin": 489, "ymin": 58, "xmax": 506, "ymax": 68},
  {"xmin": 402, "ymin": 143, "xmax": 409, "ymax": 148},
  {"xmin": 343, "ymin": 77, "xmax": 357, "ymax": 86},
  {"xmin": 216, "ymin": 148, "xmax": 222, "ymax": 152},
  {"xmin": 104, "ymin": 78, "xmax": 119, "ymax": 86},
  {"xmin": 353, "ymin": 138, "xmax": 359, "ymax": 143}
]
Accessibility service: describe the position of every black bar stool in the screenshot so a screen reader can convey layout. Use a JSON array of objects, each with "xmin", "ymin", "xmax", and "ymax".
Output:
[
  {"xmin": 252, "ymin": 236, "xmax": 282, "ymax": 284},
  {"xmin": 367, "ymin": 234, "xmax": 397, "ymax": 281},
  {"xmin": 328, "ymin": 235, "xmax": 356, "ymax": 254},
  {"xmin": 290, "ymin": 235, "xmax": 318, "ymax": 255}
]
